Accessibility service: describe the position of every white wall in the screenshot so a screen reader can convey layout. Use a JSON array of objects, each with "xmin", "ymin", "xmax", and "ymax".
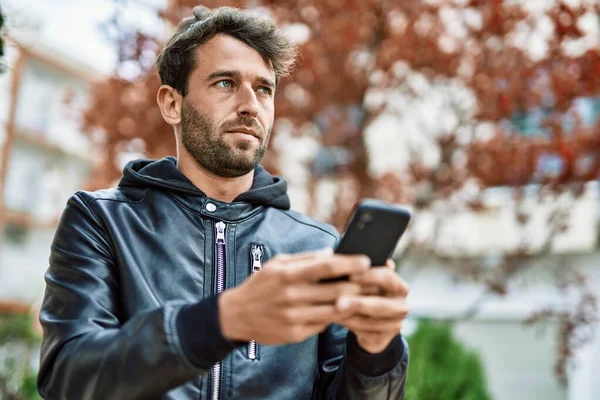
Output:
[
  {"xmin": 404, "ymin": 250, "xmax": 600, "ymax": 400},
  {"xmin": 0, "ymin": 227, "xmax": 55, "ymax": 304},
  {"xmin": 454, "ymin": 320, "xmax": 567, "ymax": 400}
]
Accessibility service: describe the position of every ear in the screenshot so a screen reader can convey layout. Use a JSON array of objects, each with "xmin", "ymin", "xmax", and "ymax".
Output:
[{"xmin": 157, "ymin": 85, "xmax": 183, "ymax": 126}]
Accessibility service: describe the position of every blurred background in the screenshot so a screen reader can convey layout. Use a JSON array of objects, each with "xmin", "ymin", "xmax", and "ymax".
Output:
[{"xmin": 0, "ymin": 0, "xmax": 599, "ymax": 399}]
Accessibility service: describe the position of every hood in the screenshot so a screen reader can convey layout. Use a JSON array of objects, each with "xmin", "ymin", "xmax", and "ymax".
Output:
[{"xmin": 118, "ymin": 157, "xmax": 290, "ymax": 210}]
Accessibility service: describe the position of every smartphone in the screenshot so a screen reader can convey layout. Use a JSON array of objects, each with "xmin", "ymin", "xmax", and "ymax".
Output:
[{"xmin": 321, "ymin": 199, "xmax": 412, "ymax": 283}]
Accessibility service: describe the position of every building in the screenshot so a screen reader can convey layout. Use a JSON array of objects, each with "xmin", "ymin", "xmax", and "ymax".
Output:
[{"xmin": 0, "ymin": 31, "xmax": 102, "ymax": 308}]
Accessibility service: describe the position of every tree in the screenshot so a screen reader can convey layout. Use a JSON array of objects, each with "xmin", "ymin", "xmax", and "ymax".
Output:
[{"xmin": 82, "ymin": 0, "xmax": 600, "ymax": 384}]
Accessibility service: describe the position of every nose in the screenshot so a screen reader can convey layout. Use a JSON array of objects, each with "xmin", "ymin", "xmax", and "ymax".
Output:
[{"xmin": 236, "ymin": 84, "xmax": 260, "ymax": 119}]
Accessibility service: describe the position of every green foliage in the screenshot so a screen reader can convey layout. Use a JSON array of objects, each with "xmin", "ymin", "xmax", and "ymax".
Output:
[
  {"xmin": 0, "ymin": 314, "xmax": 40, "ymax": 345},
  {"xmin": 0, "ymin": 313, "xmax": 41, "ymax": 400},
  {"xmin": 19, "ymin": 369, "xmax": 42, "ymax": 400},
  {"xmin": 405, "ymin": 320, "xmax": 492, "ymax": 400}
]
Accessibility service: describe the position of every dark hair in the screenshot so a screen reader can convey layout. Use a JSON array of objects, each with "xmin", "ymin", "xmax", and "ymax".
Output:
[{"xmin": 156, "ymin": 6, "xmax": 297, "ymax": 96}]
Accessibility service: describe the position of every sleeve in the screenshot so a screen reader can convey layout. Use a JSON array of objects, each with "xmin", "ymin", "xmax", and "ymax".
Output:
[
  {"xmin": 313, "ymin": 324, "xmax": 410, "ymax": 400},
  {"xmin": 37, "ymin": 193, "xmax": 238, "ymax": 399}
]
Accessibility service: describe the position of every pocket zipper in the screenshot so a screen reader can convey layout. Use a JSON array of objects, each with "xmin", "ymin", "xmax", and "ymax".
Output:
[{"xmin": 248, "ymin": 244, "xmax": 263, "ymax": 360}]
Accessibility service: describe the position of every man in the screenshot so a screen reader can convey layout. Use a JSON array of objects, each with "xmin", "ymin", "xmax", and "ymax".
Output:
[{"xmin": 38, "ymin": 6, "xmax": 410, "ymax": 400}]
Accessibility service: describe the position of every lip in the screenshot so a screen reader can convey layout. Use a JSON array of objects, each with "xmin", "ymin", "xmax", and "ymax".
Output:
[{"xmin": 226, "ymin": 128, "xmax": 261, "ymax": 140}]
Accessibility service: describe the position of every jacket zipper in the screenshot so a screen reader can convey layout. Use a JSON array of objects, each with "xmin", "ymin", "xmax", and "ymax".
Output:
[
  {"xmin": 248, "ymin": 244, "xmax": 263, "ymax": 360},
  {"xmin": 212, "ymin": 221, "xmax": 227, "ymax": 400}
]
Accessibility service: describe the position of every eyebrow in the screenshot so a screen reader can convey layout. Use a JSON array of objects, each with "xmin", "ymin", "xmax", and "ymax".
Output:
[{"xmin": 205, "ymin": 69, "xmax": 276, "ymax": 90}]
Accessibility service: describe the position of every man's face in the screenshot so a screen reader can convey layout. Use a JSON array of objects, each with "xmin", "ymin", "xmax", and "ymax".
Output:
[{"xmin": 180, "ymin": 34, "xmax": 276, "ymax": 178}]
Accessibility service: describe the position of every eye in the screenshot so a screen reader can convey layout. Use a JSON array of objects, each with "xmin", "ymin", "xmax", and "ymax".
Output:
[
  {"xmin": 215, "ymin": 80, "xmax": 234, "ymax": 88},
  {"xmin": 257, "ymin": 87, "xmax": 273, "ymax": 95}
]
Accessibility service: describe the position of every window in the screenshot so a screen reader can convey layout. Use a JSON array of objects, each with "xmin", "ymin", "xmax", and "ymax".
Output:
[
  {"xmin": 14, "ymin": 60, "xmax": 63, "ymax": 134},
  {"xmin": 3, "ymin": 141, "xmax": 90, "ymax": 219}
]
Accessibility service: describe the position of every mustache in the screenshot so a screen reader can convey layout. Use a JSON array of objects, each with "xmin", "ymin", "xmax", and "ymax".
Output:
[{"xmin": 220, "ymin": 117, "xmax": 265, "ymax": 136}]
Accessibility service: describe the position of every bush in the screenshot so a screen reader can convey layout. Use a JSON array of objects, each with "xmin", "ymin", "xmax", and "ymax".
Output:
[
  {"xmin": 0, "ymin": 313, "xmax": 41, "ymax": 400},
  {"xmin": 405, "ymin": 320, "xmax": 492, "ymax": 400}
]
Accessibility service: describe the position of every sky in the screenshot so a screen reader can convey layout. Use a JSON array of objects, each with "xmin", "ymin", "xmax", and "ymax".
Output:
[{"xmin": 3, "ymin": 0, "xmax": 165, "ymax": 74}]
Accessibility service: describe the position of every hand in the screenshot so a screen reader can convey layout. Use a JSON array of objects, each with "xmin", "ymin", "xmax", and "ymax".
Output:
[
  {"xmin": 219, "ymin": 249, "xmax": 371, "ymax": 345},
  {"xmin": 336, "ymin": 259, "xmax": 410, "ymax": 354}
]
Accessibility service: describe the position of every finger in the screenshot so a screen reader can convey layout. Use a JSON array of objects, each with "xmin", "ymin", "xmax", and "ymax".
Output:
[
  {"xmin": 338, "ymin": 316, "xmax": 403, "ymax": 333},
  {"xmin": 336, "ymin": 296, "xmax": 410, "ymax": 319},
  {"xmin": 350, "ymin": 268, "xmax": 409, "ymax": 296},
  {"xmin": 386, "ymin": 259, "xmax": 396, "ymax": 270},
  {"xmin": 284, "ymin": 282, "xmax": 362, "ymax": 305},
  {"xmin": 285, "ymin": 304, "xmax": 353, "ymax": 324},
  {"xmin": 286, "ymin": 282, "xmax": 380, "ymax": 306},
  {"xmin": 283, "ymin": 254, "xmax": 370, "ymax": 283},
  {"xmin": 360, "ymin": 285, "xmax": 382, "ymax": 296},
  {"xmin": 288, "ymin": 323, "xmax": 330, "ymax": 343},
  {"xmin": 278, "ymin": 248, "xmax": 333, "ymax": 263}
]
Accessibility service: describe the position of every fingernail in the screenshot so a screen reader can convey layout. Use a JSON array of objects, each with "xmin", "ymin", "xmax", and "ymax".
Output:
[{"xmin": 337, "ymin": 296, "xmax": 351, "ymax": 311}]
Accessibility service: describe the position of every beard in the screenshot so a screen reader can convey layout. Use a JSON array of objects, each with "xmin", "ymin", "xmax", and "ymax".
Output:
[{"xmin": 180, "ymin": 99, "xmax": 271, "ymax": 178}]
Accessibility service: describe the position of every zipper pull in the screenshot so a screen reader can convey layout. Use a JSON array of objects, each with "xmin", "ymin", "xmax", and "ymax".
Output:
[
  {"xmin": 251, "ymin": 245, "xmax": 263, "ymax": 273},
  {"xmin": 216, "ymin": 221, "xmax": 226, "ymax": 244}
]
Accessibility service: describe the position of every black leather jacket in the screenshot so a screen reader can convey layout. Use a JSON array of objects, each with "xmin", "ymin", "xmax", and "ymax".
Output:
[{"xmin": 38, "ymin": 157, "xmax": 409, "ymax": 399}]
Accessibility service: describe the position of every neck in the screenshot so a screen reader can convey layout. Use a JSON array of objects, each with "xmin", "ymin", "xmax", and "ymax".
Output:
[{"xmin": 177, "ymin": 147, "xmax": 254, "ymax": 203}]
